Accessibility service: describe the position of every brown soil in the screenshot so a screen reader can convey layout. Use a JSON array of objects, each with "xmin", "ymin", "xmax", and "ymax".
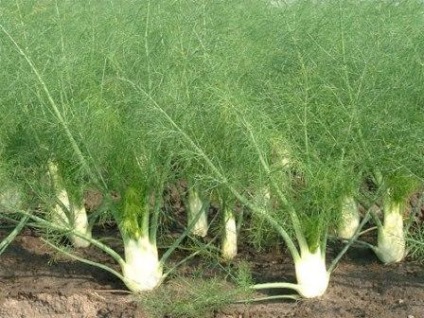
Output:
[{"xmin": 0, "ymin": 226, "xmax": 424, "ymax": 318}]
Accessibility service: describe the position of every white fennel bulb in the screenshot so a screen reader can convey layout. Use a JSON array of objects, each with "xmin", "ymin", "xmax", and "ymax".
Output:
[{"xmin": 121, "ymin": 235, "xmax": 163, "ymax": 292}]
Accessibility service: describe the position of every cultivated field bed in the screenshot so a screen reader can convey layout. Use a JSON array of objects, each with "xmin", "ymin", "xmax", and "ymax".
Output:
[{"xmin": 1, "ymin": 226, "xmax": 424, "ymax": 318}]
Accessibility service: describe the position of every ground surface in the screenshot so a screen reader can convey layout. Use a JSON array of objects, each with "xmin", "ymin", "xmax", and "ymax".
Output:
[{"xmin": 0, "ymin": 226, "xmax": 424, "ymax": 318}]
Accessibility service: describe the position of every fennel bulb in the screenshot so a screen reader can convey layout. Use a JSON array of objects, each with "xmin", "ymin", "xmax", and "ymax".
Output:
[
  {"xmin": 187, "ymin": 188, "xmax": 209, "ymax": 237},
  {"xmin": 121, "ymin": 235, "xmax": 163, "ymax": 292},
  {"xmin": 0, "ymin": 184, "xmax": 23, "ymax": 212},
  {"xmin": 253, "ymin": 245, "xmax": 330, "ymax": 299},
  {"xmin": 369, "ymin": 172, "xmax": 418, "ymax": 263},
  {"xmin": 374, "ymin": 203, "xmax": 405, "ymax": 264},
  {"xmin": 221, "ymin": 207, "xmax": 237, "ymax": 261},
  {"xmin": 48, "ymin": 162, "xmax": 91, "ymax": 248},
  {"xmin": 337, "ymin": 196, "xmax": 360, "ymax": 240},
  {"xmin": 295, "ymin": 248, "xmax": 329, "ymax": 298},
  {"xmin": 118, "ymin": 187, "xmax": 164, "ymax": 292}
]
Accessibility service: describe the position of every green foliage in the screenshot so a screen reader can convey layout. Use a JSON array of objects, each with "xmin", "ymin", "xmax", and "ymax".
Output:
[
  {"xmin": 1, "ymin": 0, "xmax": 424, "ymax": 298},
  {"xmin": 386, "ymin": 173, "xmax": 422, "ymax": 204}
]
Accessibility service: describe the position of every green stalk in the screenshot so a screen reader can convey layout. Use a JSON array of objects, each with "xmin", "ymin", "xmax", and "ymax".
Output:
[
  {"xmin": 0, "ymin": 214, "xmax": 29, "ymax": 256},
  {"xmin": 21, "ymin": 209, "xmax": 125, "ymax": 266},
  {"xmin": 241, "ymin": 117, "xmax": 306, "ymax": 260},
  {"xmin": 42, "ymin": 238, "xmax": 126, "ymax": 283}
]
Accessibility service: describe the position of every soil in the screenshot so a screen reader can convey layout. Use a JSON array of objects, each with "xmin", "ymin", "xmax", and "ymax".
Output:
[{"xmin": 0, "ymin": 225, "xmax": 424, "ymax": 318}]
